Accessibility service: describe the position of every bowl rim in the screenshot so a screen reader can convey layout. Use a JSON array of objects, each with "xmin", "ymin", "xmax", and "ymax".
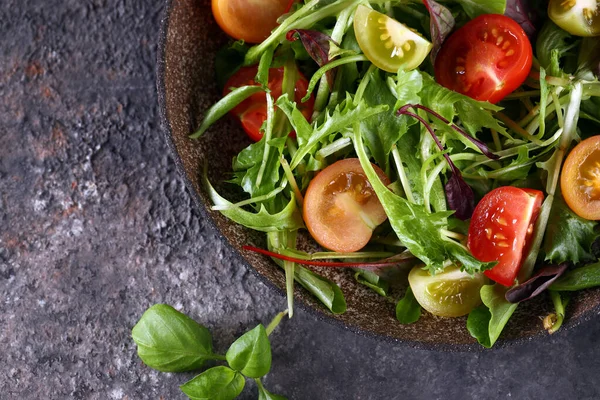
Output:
[{"xmin": 155, "ymin": 0, "xmax": 599, "ymax": 352}]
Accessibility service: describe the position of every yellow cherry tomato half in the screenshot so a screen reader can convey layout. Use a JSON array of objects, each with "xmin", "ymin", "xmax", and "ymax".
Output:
[
  {"xmin": 212, "ymin": 0, "xmax": 290, "ymax": 43},
  {"xmin": 353, "ymin": 5, "xmax": 432, "ymax": 72},
  {"xmin": 549, "ymin": 0, "xmax": 600, "ymax": 37},
  {"xmin": 408, "ymin": 265, "xmax": 486, "ymax": 317},
  {"xmin": 561, "ymin": 135, "xmax": 600, "ymax": 220},
  {"xmin": 303, "ymin": 158, "xmax": 390, "ymax": 253}
]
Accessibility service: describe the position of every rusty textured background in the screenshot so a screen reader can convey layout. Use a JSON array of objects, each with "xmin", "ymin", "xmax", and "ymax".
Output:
[{"xmin": 1, "ymin": 0, "xmax": 600, "ymax": 399}]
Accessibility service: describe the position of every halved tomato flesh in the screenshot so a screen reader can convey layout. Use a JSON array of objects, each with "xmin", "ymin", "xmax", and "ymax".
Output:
[
  {"xmin": 303, "ymin": 158, "xmax": 390, "ymax": 252},
  {"xmin": 548, "ymin": 0, "xmax": 600, "ymax": 37},
  {"xmin": 561, "ymin": 135, "xmax": 600, "ymax": 220},
  {"xmin": 467, "ymin": 186, "xmax": 544, "ymax": 286},
  {"xmin": 353, "ymin": 5, "xmax": 432, "ymax": 72}
]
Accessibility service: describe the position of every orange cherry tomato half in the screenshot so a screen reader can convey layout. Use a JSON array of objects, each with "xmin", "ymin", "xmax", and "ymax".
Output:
[
  {"xmin": 303, "ymin": 158, "xmax": 390, "ymax": 253},
  {"xmin": 224, "ymin": 66, "xmax": 315, "ymax": 142},
  {"xmin": 467, "ymin": 186, "xmax": 544, "ymax": 287},
  {"xmin": 434, "ymin": 14, "xmax": 533, "ymax": 104},
  {"xmin": 561, "ymin": 135, "xmax": 600, "ymax": 220},
  {"xmin": 211, "ymin": 0, "xmax": 290, "ymax": 43}
]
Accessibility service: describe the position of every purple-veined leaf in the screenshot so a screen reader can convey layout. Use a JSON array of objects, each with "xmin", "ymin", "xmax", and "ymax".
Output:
[
  {"xmin": 504, "ymin": 0, "xmax": 540, "ymax": 40},
  {"xmin": 399, "ymin": 104, "xmax": 498, "ymax": 160},
  {"xmin": 397, "ymin": 105, "xmax": 475, "ymax": 220},
  {"xmin": 423, "ymin": 0, "xmax": 455, "ymax": 62},
  {"xmin": 505, "ymin": 263, "xmax": 568, "ymax": 303},
  {"xmin": 286, "ymin": 29, "xmax": 337, "ymax": 87},
  {"xmin": 444, "ymin": 166, "xmax": 475, "ymax": 220}
]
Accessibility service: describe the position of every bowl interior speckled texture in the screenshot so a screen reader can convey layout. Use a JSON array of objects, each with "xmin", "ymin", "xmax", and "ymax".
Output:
[{"xmin": 158, "ymin": 0, "xmax": 600, "ymax": 350}]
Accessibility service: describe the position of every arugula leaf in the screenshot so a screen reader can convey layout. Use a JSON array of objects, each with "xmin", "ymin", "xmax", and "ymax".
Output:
[
  {"xmin": 395, "ymin": 287, "xmax": 422, "ymax": 324},
  {"xmin": 454, "ymin": 0, "xmax": 506, "ymax": 19},
  {"xmin": 132, "ymin": 304, "xmax": 214, "ymax": 372},
  {"xmin": 360, "ymin": 68, "xmax": 408, "ymax": 170},
  {"xmin": 204, "ymin": 174, "xmax": 304, "ymax": 232},
  {"xmin": 543, "ymin": 192, "xmax": 599, "ymax": 264},
  {"xmin": 180, "ymin": 366, "xmax": 245, "ymax": 400},
  {"xmin": 277, "ymin": 94, "xmax": 388, "ymax": 170},
  {"xmin": 467, "ymin": 284, "xmax": 517, "ymax": 348},
  {"xmin": 226, "ymin": 324, "xmax": 272, "ymax": 378},
  {"xmin": 257, "ymin": 379, "xmax": 287, "ymax": 400},
  {"xmin": 353, "ymin": 123, "xmax": 494, "ymax": 274},
  {"xmin": 550, "ymin": 261, "xmax": 600, "ymax": 291}
]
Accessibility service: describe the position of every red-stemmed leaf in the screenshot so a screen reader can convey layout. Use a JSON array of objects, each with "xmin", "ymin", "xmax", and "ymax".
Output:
[
  {"xmin": 286, "ymin": 29, "xmax": 337, "ymax": 87},
  {"xmin": 243, "ymin": 245, "xmax": 415, "ymax": 270},
  {"xmin": 505, "ymin": 0, "xmax": 540, "ymax": 40},
  {"xmin": 284, "ymin": 0, "xmax": 296, "ymax": 14},
  {"xmin": 505, "ymin": 263, "xmax": 569, "ymax": 303},
  {"xmin": 423, "ymin": 0, "xmax": 455, "ymax": 62}
]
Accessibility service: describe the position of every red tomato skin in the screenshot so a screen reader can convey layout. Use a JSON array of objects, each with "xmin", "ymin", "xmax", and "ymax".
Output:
[
  {"xmin": 467, "ymin": 187, "xmax": 543, "ymax": 286},
  {"xmin": 223, "ymin": 66, "xmax": 315, "ymax": 142},
  {"xmin": 434, "ymin": 14, "xmax": 533, "ymax": 104}
]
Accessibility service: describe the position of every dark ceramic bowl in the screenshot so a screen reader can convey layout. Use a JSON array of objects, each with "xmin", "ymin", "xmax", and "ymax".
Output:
[{"xmin": 157, "ymin": 0, "xmax": 600, "ymax": 350}]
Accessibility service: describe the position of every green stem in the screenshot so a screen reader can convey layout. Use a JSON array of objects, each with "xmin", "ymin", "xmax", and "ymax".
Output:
[{"xmin": 544, "ymin": 291, "xmax": 567, "ymax": 334}]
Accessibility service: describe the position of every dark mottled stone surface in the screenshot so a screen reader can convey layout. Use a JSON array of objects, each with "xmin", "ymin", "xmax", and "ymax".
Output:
[{"xmin": 1, "ymin": 1, "xmax": 599, "ymax": 399}]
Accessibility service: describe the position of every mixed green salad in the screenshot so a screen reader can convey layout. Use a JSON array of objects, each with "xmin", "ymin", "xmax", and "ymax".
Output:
[
  {"xmin": 131, "ymin": 0, "xmax": 600, "ymax": 397},
  {"xmin": 192, "ymin": 0, "xmax": 600, "ymax": 346}
]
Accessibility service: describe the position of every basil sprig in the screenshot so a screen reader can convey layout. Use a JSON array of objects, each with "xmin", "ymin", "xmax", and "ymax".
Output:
[{"xmin": 132, "ymin": 304, "xmax": 286, "ymax": 400}]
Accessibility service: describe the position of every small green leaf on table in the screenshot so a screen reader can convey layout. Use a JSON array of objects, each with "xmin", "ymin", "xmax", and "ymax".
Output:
[
  {"xmin": 226, "ymin": 324, "xmax": 272, "ymax": 378},
  {"xmin": 180, "ymin": 366, "xmax": 245, "ymax": 400},
  {"xmin": 131, "ymin": 304, "xmax": 215, "ymax": 372}
]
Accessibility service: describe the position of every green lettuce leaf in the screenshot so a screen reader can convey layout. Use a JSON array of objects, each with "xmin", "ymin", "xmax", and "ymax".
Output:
[
  {"xmin": 453, "ymin": 0, "xmax": 506, "ymax": 19},
  {"xmin": 543, "ymin": 192, "xmax": 599, "ymax": 264},
  {"xmin": 467, "ymin": 284, "xmax": 517, "ymax": 348},
  {"xmin": 353, "ymin": 123, "xmax": 494, "ymax": 274}
]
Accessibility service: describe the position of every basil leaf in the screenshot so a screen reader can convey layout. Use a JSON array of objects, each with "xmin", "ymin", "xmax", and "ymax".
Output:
[
  {"xmin": 295, "ymin": 265, "xmax": 347, "ymax": 314},
  {"xmin": 454, "ymin": 0, "xmax": 506, "ymax": 19},
  {"xmin": 543, "ymin": 193, "xmax": 599, "ymax": 265},
  {"xmin": 467, "ymin": 284, "xmax": 517, "ymax": 348},
  {"xmin": 180, "ymin": 366, "xmax": 245, "ymax": 400},
  {"xmin": 550, "ymin": 261, "xmax": 600, "ymax": 291},
  {"xmin": 191, "ymin": 86, "xmax": 264, "ymax": 139},
  {"xmin": 226, "ymin": 325, "xmax": 272, "ymax": 378},
  {"xmin": 132, "ymin": 304, "xmax": 214, "ymax": 372},
  {"xmin": 395, "ymin": 287, "xmax": 422, "ymax": 324}
]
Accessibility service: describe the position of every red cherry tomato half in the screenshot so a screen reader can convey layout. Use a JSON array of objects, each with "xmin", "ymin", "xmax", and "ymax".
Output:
[
  {"xmin": 224, "ymin": 66, "xmax": 315, "ymax": 142},
  {"xmin": 434, "ymin": 14, "xmax": 533, "ymax": 104},
  {"xmin": 467, "ymin": 186, "xmax": 544, "ymax": 287}
]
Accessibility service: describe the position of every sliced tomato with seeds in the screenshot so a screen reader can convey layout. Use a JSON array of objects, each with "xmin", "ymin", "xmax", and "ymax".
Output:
[
  {"xmin": 303, "ymin": 158, "xmax": 390, "ymax": 253},
  {"xmin": 467, "ymin": 186, "xmax": 544, "ymax": 287},
  {"xmin": 224, "ymin": 65, "xmax": 315, "ymax": 142},
  {"xmin": 434, "ymin": 14, "xmax": 532, "ymax": 104},
  {"xmin": 561, "ymin": 135, "xmax": 600, "ymax": 220}
]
